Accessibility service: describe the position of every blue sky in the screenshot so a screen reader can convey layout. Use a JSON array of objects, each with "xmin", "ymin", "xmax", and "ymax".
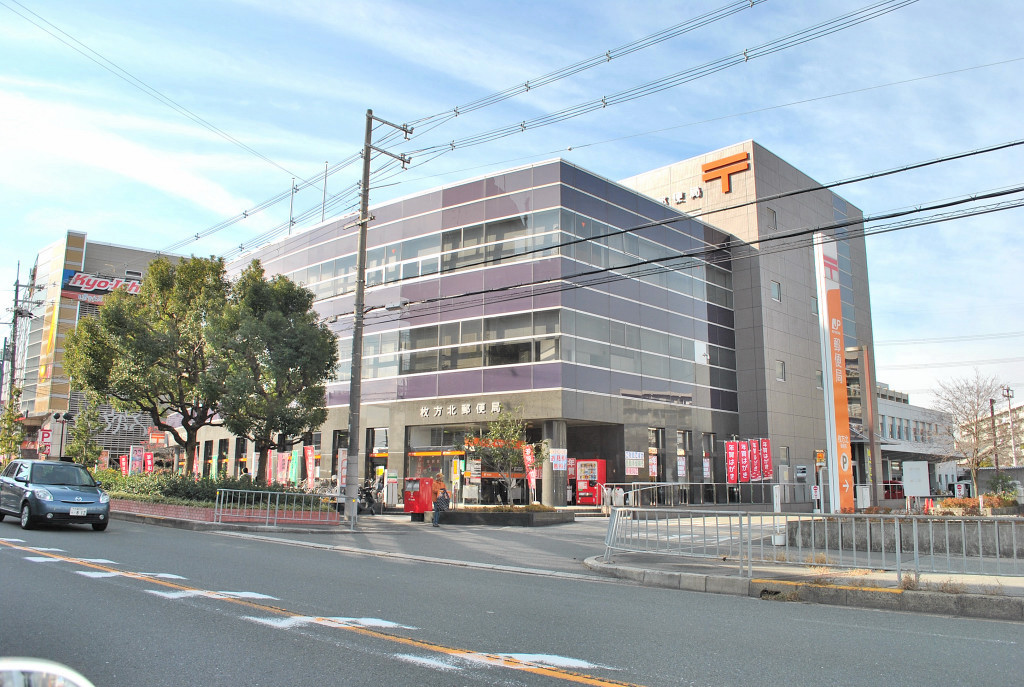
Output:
[{"xmin": 1, "ymin": 0, "xmax": 1022, "ymax": 407}]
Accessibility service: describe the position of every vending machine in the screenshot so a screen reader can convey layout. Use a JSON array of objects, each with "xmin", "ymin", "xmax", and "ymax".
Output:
[{"xmin": 574, "ymin": 459, "xmax": 606, "ymax": 506}]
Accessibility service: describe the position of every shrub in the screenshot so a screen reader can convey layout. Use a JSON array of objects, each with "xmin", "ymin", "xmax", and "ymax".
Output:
[
  {"xmin": 91, "ymin": 469, "xmax": 305, "ymax": 504},
  {"xmin": 862, "ymin": 506, "xmax": 892, "ymax": 514},
  {"xmin": 982, "ymin": 493, "xmax": 1017, "ymax": 509}
]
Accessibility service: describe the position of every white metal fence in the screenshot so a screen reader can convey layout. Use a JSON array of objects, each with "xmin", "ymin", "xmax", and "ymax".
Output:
[
  {"xmin": 601, "ymin": 481, "xmax": 818, "ymax": 509},
  {"xmin": 214, "ymin": 489, "xmax": 341, "ymax": 526},
  {"xmin": 604, "ymin": 507, "xmax": 1024, "ymax": 580}
]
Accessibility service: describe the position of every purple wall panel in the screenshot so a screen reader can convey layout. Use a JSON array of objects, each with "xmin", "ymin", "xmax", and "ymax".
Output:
[
  {"xmin": 397, "ymin": 375, "xmax": 438, "ymax": 401},
  {"xmin": 482, "ymin": 366, "xmax": 534, "ymax": 392},
  {"xmin": 531, "ymin": 363, "xmax": 562, "ymax": 389},
  {"xmin": 437, "ymin": 370, "xmax": 484, "ymax": 396}
]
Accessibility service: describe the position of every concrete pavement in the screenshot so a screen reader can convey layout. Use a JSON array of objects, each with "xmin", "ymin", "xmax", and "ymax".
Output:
[{"xmin": 110, "ymin": 508, "xmax": 1024, "ymax": 622}]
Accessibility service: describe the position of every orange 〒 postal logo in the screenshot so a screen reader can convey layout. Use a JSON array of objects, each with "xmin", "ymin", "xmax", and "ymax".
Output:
[{"xmin": 701, "ymin": 152, "xmax": 751, "ymax": 193}]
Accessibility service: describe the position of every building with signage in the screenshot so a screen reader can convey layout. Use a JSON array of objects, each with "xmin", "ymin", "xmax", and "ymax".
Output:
[
  {"xmin": 8, "ymin": 231, "xmax": 168, "ymax": 461},
  {"xmin": 192, "ymin": 142, "xmax": 877, "ymax": 508},
  {"xmin": 621, "ymin": 141, "xmax": 879, "ymax": 505}
]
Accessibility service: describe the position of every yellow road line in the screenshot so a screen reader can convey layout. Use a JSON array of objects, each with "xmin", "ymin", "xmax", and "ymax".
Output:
[
  {"xmin": 751, "ymin": 577, "xmax": 903, "ymax": 594},
  {"xmin": 2, "ymin": 540, "xmax": 644, "ymax": 686}
]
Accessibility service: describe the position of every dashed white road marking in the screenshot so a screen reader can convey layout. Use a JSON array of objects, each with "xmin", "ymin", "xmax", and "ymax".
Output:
[
  {"xmin": 77, "ymin": 571, "xmax": 121, "ymax": 578},
  {"xmin": 243, "ymin": 615, "xmax": 416, "ymax": 630},
  {"xmin": 25, "ymin": 556, "xmax": 62, "ymax": 563},
  {"xmin": 394, "ymin": 654, "xmax": 460, "ymax": 671},
  {"xmin": 81, "ymin": 558, "xmax": 117, "ymax": 564}
]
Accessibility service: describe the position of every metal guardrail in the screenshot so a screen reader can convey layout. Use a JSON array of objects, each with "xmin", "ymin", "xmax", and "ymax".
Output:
[
  {"xmin": 604, "ymin": 507, "xmax": 1024, "ymax": 581},
  {"xmin": 214, "ymin": 489, "xmax": 341, "ymax": 526},
  {"xmin": 602, "ymin": 481, "xmax": 818, "ymax": 508}
]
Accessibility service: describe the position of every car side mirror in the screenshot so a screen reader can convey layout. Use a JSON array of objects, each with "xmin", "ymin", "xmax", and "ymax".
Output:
[{"xmin": 14, "ymin": 475, "xmax": 27, "ymax": 484}]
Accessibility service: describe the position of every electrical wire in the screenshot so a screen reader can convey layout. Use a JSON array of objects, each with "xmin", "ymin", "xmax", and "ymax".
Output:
[
  {"xmin": 323, "ymin": 186, "xmax": 1024, "ymax": 332},
  {"xmin": 0, "ymin": 0, "xmax": 312, "ymax": 183},
  {"xmin": 402, "ymin": 0, "xmax": 919, "ymax": 158}
]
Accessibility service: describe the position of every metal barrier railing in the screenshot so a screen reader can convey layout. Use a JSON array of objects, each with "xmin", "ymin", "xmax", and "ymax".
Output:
[
  {"xmin": 601, "ymin": 481, "xmax": 818, "ymax": 509},
  {"xmin": 604, "ymin": 507, "xmax": 1024, "ymax": 580},
  {"xmin": 214, "ymin": 489, "xmax": 341, "ymax": 526}
]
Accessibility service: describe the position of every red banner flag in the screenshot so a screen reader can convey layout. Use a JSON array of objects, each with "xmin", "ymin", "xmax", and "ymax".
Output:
[
  {"xmin": 725, "ymin": 441, "xmax": 738, "ymax": 484},
  {"xmin": 749, "ymin": 440, "xmax": 762, "ymax": 481},
  {"xmin": 738, "ymin": 441, "xmax": 750, "ymax": 482},
  {"xmin": 760, "ymin": 438, "xmax": 773, "ymax": 480}
]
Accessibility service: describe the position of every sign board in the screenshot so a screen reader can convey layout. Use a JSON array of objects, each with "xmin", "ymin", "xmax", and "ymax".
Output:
[
  {"xmin": 760, "ymin": 438, "xmax": 773, "ymax": 480},
  {"xmin": 549, "ymin": 448, "xmax": 568, "ymax": 471},
  {"xmin": 902, "ymin": 461, "xmax": 930, "ymax": 497},
  {"xmin": 955, "ymin": 483, "xmax": 966, "ymax": 498},
  {"xmin": 812, "ymin": 484, "xmax": 821, "ymax": 501}
]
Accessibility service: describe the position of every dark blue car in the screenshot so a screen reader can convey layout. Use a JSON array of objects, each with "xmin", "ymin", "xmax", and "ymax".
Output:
[{"xmin": 0, "ymin": 459, "xmax": 110, "ymax": 531}]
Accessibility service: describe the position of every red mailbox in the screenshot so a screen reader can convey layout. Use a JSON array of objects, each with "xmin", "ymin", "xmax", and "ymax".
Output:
[{"xmin": 403, "ymin": 477, "xmax": 434, "ymax": 521}]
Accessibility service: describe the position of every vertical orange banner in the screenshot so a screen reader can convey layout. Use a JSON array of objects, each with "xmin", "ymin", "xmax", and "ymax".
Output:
[{"xmin": 826, "ymin": 289, "xmax": 855, "ymax": 511}]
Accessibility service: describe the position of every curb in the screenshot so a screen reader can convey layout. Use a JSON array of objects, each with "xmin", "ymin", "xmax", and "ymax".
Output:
[{"xmin": 583, "ymin": 556, "xmax": 1024, "ymax": 621}]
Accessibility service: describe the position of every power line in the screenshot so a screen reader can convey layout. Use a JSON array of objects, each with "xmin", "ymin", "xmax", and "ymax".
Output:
[
  {"xmin": 0, "ymin": 0, "xmax": 313, "ymax": 184},
  {"xmin": 880, "ymin": 356, "xmax": 1024, "ymax": 370},
  {"xmin": 334, "ymin": 186, "xmax": 1024, "ymax": 331},
  {"xmin": 403, "ymin": 0, "xmax": 767, "ymax": 128},
  {"xmin": 876, "ymin": 332, "xmax": 1024, "ymax": 346},
  {"xmin": 401, "ymin": 1, "xmax": 919, "ymax": 159}
]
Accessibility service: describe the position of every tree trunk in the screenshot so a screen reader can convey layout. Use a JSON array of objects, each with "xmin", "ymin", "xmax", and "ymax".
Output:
[{"xmin": 256, "ymin": 443, "xmax": 272, "ymax": 485}]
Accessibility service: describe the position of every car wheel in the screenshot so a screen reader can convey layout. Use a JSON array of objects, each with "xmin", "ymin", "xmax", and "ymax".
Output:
[
  {"xmin": 20, "ymin": 503, "xmax": 33, "ymax": 530},
  {"xmin": 92, "ymin": 522, "xmax": 108, "ymax": 532}
]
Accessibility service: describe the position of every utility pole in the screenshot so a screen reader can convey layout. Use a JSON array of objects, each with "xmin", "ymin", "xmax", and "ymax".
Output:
[
  {"xmin": 345, "ymin": 109, "xmax": 411, "ymax": 528},
  {"xmin": 1004, "ymin": 386, "xmax": 1017, "ymax": 467},
  {"xmin": 989, "ymin": 398, "xmax": 1000, "ymax": 472},
  {"xmin": 8, "ymin": 267, "xmax": 20, "ymax": 403}
]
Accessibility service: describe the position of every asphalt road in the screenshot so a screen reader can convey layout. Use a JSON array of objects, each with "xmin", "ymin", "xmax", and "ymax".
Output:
[{"xmin": 1, "ymin": 518, "xmax": 1021, "ymax": 687}]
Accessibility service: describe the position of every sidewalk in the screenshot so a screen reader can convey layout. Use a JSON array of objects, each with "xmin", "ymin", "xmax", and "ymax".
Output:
[{"xmin": 111, "ymin": 509, "xmax": 1024, "ymax": 622}]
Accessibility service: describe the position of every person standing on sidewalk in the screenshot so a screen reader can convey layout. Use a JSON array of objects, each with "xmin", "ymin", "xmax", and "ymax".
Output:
[{"xmin": 431, "ymin": 472, "xmax": 449, "ymax": 527}]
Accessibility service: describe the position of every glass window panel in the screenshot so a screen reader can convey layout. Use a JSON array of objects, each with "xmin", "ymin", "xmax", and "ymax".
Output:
[
  {"xmin": 420, "ymin": 257, "xmax": 439, "ymax": 275},
  {"xmin": 363, "ymin": 334, "xmax": 381, "ymax": 357},
  {"xmin": 461, "ymin": 319, "xmax": 482, "ymax": 343},
  {"xmin": 575, "ymin": 339, "xmax": 609, "ymax": 368},
  {"xmin": 441, "ymin": 229, "xmax": 461, "ymax": 252},
  {"xmin": 625, "ymin": 325, "xmax": 640, "ymax": 349},
  {"xmin": 402, "ymin": 262, "xmax": 420, "ymax": 280},
  {"xmin": 440, "ymin": 322, "xmax": 460, "ymax": 346},
  {"xmin": 385, "ymin": 264, "xmax": 401, "ymax": 283},
  {"xmin": 366, "ymin": 246, "xmax": 385, "ymax": 269},
  {"xmin": 440, "ymin": 344, "xmax": 483, "ymax": 370},
  {"xmin": 401, "ymin": 325, "xmax": 438, "ymax": 350},
  {"xmin": 462, "ymin": 224, "xmax": 484, "ymax": 247},
  {"xmin": 486, "ymin": 216, "xmax": 530, "ymax": 242},
  {"xmin": 379, "ymin": 331, "xmax": 399, "ymax": 354},
  {"xmin": 403, "ymin": 234, "xmax": 439, "ymax": 259},
  {"xmin": 642, "ymin": 353, "xmax": 670, "ymax": 378},
  {"xmin": 670, "ymin": 358, "xmax": 695, "ymax": 382},
  {"xmin": 485, "ymin": 340, "xmax": 533, "ymax": 366},
  {"xmin": 533, "ymin": 310, "xmax": 559, "ymax": 335},
  {"xmin": 400, "ymin": 350, "xmax": 439, "ymax": 374},
  {"xmin": 641, "ymin": 329, "xmax": 669, "ymax": 355},
  {"xmin": 608, "ymin": 320, "xmax": 625, "ymax": 346},
  {"xmin": 624, "ymin": 233, "xmax": 639, "ymax": 257},
  {"xmin": 366, "ymin": 269, "xmax": 382, "ymax": 287},
  {"xmin": 610, "ymin": 345, "xmax": 639, "ymax": 373},
  {"xmin": 531, "ymin": 209, "xmax": 560, "ymax": 235},
  {"xmin": 535, "ymin": 338, "xmax": 559, "ymax": 361},
  {"xmin": 575, "ymin": 313, "xmax": 608, "ymax": 341},
  {"xmin": 485, "ymin": 313, "xmax": 532, "ymax": 340}
]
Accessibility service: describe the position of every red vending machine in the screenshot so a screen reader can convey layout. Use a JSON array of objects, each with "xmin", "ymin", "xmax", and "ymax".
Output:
[{"xmin": 574, "ymin": 459, "xmax": 606, "ymax": 505}]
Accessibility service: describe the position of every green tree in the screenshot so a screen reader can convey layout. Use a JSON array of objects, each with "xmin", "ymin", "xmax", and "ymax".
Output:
[
  {"xmin": 65, "ymin": 391, "xmax": 106, "ymax": 468},
  {"xmin": 208, "ymin": 261, "xmax": 338, "ymax": 485},
  {"xmin": 64, "ymin": 257, "xmax": 229, "ymax": 475},
  {"xmin": 462, "ymin": 407, "xmax": 539, "ymax": 504},
  {"xmin": 0, "ymin": 386, "xmax": 26, "ymax": 462}
]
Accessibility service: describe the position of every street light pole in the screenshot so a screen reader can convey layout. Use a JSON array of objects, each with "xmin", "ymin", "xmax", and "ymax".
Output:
[
  {"xmin": 1004, "ymin": 386, "xmax": 1017, "ymax": 467},
  {"xmin": 53, "ymin": 412, "xmax": 72, "ymax": 460},
  {"xmin": 989, "ymin": 398, "xmax": 1000, "ymax": 472}
]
